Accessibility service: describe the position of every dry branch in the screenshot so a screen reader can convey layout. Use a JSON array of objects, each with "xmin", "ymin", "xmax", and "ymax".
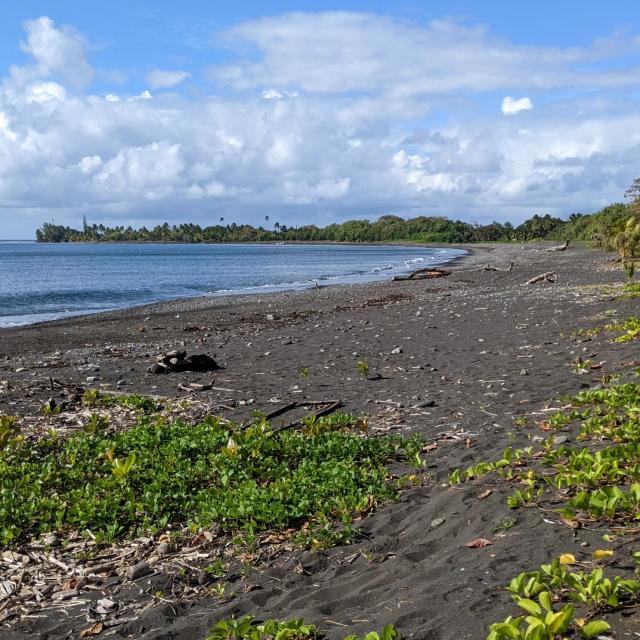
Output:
[
  {"xmin": 547, "ymin": 240, "xmax": 569, "ymax": 252},
  {"xmin": 525, "ymin": 271, "xmax": 557, "ymax": 284},
  {"xmin": 393, "ymin": 267, "xmax": 450, "ymax": 281},
  {"xmin": 274, "ymin": 400, "xmax": 343, "ymax": 432}
]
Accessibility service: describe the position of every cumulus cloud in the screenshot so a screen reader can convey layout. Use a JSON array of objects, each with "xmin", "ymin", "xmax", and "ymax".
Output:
[
  {"xmin": 18, "ymin": 16, "xmax": 93, "ymax": 86},
  {"xmin": 145, "ymin": 69, "xmax": 191, "ymax": 89},
  {"xmin": 1, "ymin": 12, "xmax": 640, "ymax": 237},
  {"xmin": 501, "ymin": 96, "xmax": 533, "ymax": 115}
]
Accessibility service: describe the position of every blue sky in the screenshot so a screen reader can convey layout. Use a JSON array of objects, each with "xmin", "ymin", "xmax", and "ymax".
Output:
[{"xmin": 1, "ymin": 1, "xmax": 640, "ymax": 237}]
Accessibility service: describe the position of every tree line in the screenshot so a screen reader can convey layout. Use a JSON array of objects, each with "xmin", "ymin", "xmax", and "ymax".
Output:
[
  {"xmin": 34, "ymin": 201, "xmax": 638, "ymax": 251},
  {"xmin": 33, "ymin": 214, "xmax": 567, "ymax": 244}
]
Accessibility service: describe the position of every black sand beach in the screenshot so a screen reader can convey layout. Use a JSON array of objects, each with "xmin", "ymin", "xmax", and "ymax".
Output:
[{"xmin": 1, "ymin": 242, "xmax": 638, "ymax": 640}]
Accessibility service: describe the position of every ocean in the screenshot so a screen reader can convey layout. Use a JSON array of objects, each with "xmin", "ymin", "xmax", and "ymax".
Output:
[{"xmin": 0, "ymin": 242, "xmax": 466, "ymax": 327}]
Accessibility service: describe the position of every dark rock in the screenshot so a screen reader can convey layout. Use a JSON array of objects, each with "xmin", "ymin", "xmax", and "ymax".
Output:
[
  {"xmin": 183, "ymin": 353, "xmax": 221, "ymax": 372},
  {"xmin": 149, "ymin": 352, "xmax": 221, "ymax": 374}
]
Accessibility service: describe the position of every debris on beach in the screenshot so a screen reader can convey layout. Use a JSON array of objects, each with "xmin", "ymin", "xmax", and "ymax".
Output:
[
  {"xmin": 547, "ymin": 240, "xmax": 570, "ymax": 252},
  {"xmin": 393, "ymin": 267, "xmax": 450, "ymax": 281},
  {"xmin": 525, "ymin": 271, "xmax": 557, "ymax": 284},
  {"xmin": 147, "ymin": 350, "xmax": 222, "ymax": 374}
]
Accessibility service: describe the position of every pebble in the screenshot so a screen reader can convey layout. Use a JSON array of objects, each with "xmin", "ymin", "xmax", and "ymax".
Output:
[
  {"xmin": 391, "ymin": 347, "xmax": 403, "ymax": 354},
  {"xmin": 430, "ymin": 518, "xmax": 446, "ymax": 528},
  {"xmin": 520, "ymin": 369, "xmax": 529, "ymax": 376}
]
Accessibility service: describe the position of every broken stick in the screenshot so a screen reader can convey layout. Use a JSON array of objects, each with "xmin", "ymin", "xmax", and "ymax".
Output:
[
  {"xmin": 525, "ymin": 271, "xmax": 557, "ymax": 285},
  {"xmin": 547, "ymin": 240, "xmax": 569, "ymax": 252},
  {"xmin": 477, "ymin": 262, "xmax": 513, "ymax": 272}
]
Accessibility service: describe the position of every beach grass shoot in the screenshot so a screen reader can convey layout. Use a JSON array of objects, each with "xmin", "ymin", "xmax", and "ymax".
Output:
[{"xmin": 0, "ymin": 410, "xmax": 422, "ymax": 546}]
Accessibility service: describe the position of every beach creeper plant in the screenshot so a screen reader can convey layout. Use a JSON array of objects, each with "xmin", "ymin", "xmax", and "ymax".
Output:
[
  {"xmin": 487, "ymin": 555, "xmax": 640, "ymax": 640},
  {"xmin": 206, "ymin": 616, "xmax": 399, "ymax": 640},
  {"xmin": 460, "ymin": 382, "xmax": 640, "ymax": 638},
  {"xmin": 0, "ymin": 410, "xmax": 425, "ymax": 545}
]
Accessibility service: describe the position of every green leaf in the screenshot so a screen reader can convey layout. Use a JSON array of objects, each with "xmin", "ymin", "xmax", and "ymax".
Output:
[
  {"xmin": 380, "ymin": 625, "xmax": 398, "ymax": 640},
  {"xmin": 516, "ymin": 598, "xmax": 541, "ymax": 616},
  {"xmin": 489, "ymin": 623, "xmax": 522, "ymax": 639},
  {"xmin": 538, "ymin": 591, "xmax": 552, "ymax": 612},
  {"xmin": 581, "ymin": 620, "xmax": 611, "ymax": 639}
]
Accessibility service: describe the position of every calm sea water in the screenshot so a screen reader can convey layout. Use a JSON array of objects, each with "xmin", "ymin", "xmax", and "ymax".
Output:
[{"xmin": 0, "ymin": 242, "xmax": 466, "ymax": 327}]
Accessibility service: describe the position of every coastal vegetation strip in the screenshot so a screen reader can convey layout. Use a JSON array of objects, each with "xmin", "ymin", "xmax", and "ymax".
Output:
[{"xmin": 34, "ymin": 200, "xmax": 634, "ymax": 246}]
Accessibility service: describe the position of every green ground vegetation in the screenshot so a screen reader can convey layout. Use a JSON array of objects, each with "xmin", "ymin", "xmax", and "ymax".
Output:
[
  {"xmin": 450, "ymin": 380, "xmax": 640, "ymax": 638},
  {"xmin": 0, "ymin": 410, "xmax": 423, "ymax": 546},
  {"xmin": 206, "ymin": 616, "xmax": 398, "ymax": 640}
]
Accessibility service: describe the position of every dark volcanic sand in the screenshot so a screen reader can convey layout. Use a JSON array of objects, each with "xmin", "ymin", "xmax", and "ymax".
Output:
[{"xmin": 1, "ymin": 243, "xmax": 638, "ymax": 640}]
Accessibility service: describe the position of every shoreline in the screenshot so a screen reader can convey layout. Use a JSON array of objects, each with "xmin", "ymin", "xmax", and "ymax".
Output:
[
  {"xmin": 2, "ymin": 241, "xmax": 638, "ymax": 640},
  {"xmin": 0, "ymin": 243, "xmax": 473, "ymax": 331}
]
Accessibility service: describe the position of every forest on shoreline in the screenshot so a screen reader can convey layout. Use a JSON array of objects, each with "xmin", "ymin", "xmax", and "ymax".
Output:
[{"xmin": 35, "ymin": 202, "xmax": 634, "ymax": 252}]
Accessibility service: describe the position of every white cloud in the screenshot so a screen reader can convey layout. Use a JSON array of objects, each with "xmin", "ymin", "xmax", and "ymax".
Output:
[
  {"xmin": 213, "ymin": 12, "xmax": 640, "ymax": 96},
  {"xmin": 145, "ymin": 69, "xmax": 191, "ymax": 89},
  {"xmin": 1, "ymin": 13, "xmax": 640, "ymax": 238},
  {"xmin": 25, "ymin": 82, "xmax": 67, "ymax": 103},
  {"xmin": 502, "ymin": 96, "xmax": 534, "ymax": 115},
  {"xmin": 18, "ymin": 16, "xmax": 93, "ymax": 86}
]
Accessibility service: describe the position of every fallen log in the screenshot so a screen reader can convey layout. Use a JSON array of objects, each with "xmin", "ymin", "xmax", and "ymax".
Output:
[
  {"xmin": 393, "ymin": 267, "xmax": 450, "ymax": 281},
  {"xmin": 526, "ymin": 271, "xmax": 557, "ymax": 285}
]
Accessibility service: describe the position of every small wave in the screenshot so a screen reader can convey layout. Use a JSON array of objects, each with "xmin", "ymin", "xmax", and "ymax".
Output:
[
  {"xmin": 404, "ymin": 257, "xmax": 425, "ymax": 266},
  {"xmin": 372, "ymin": 264, "xmax": 393, "ymax": 273}
]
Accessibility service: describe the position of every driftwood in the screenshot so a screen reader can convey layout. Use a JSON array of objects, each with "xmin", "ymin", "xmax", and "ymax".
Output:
[
  {"xmin": 273, "ymin": 400, "xmax": 343, "ymax": 432},
  {"xmin": 547, "ymin": 240, "xmax": 569, "ymax": 252},
  {"xmin": 526, "ymin": 271, "xmax": 557, "ymax": 285},
  {"xmin": 263, "ymin": 401, "xmax": 298, "ymax": 421},
  {"xmin": 393, "ymin": 267, "xmax": 450, "ymax": 282},
  {"xmin": 477, "ymin": 262, "xmax": 513, "ymax": 272}
]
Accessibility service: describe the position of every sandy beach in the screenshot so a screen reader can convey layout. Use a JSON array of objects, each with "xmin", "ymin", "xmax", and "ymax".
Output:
[{"xmin": 1, "ymin": 242, "xmax": 638, "ymax": 640}]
